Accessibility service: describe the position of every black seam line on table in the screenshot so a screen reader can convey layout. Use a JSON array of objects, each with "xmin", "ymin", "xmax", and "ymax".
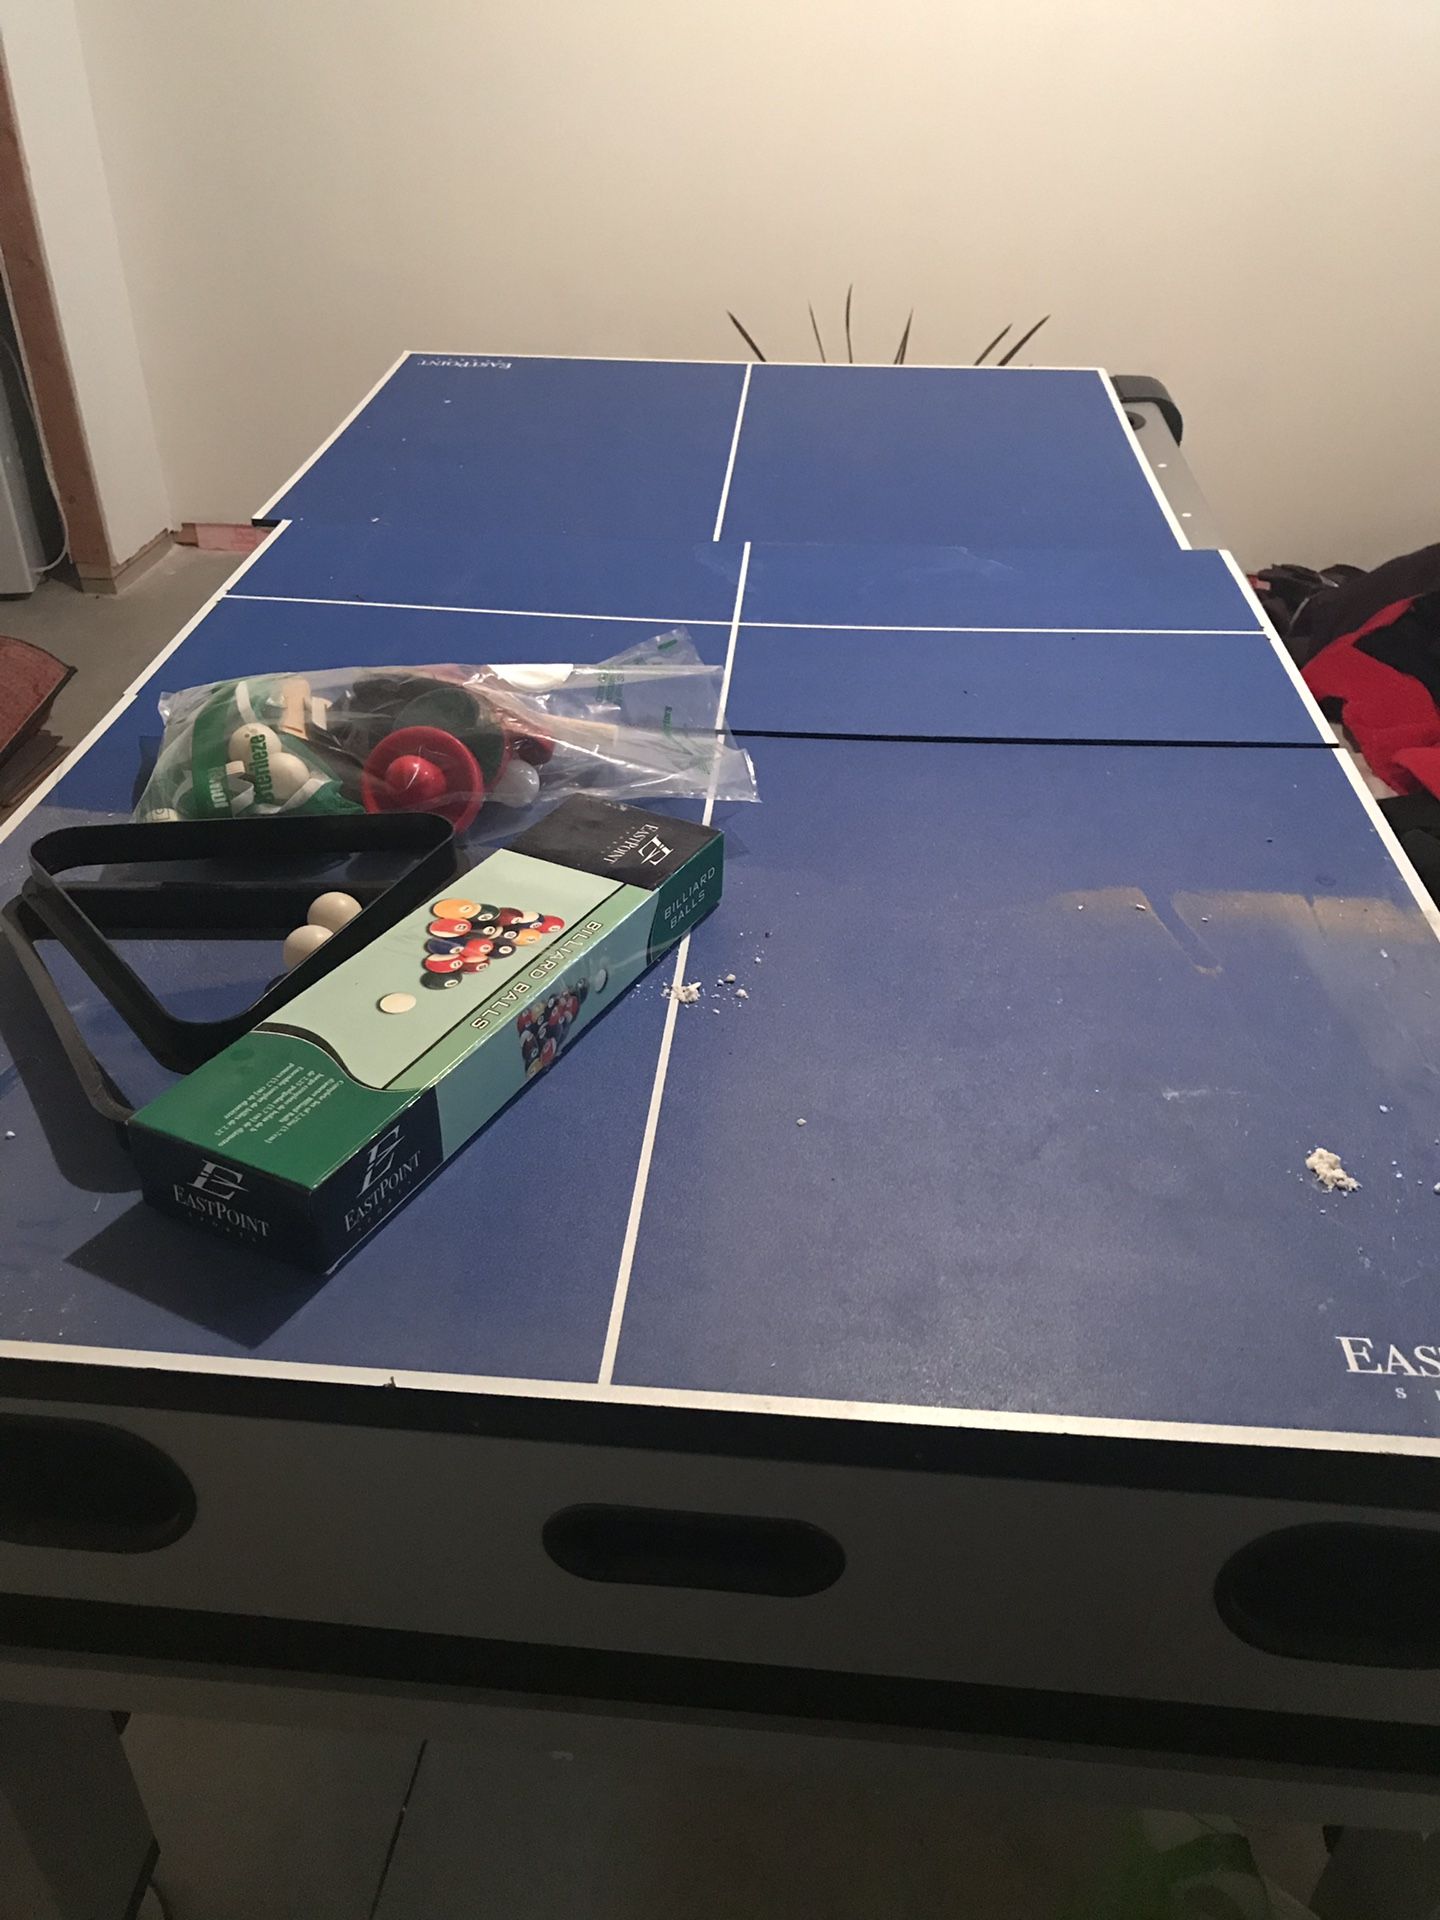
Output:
[
  {"xmin": 728, "ymin": 729, "xmax": 1337, "ymax": 749},
  {"xmin": 2, "ymin": 1591, "xmax": 1439, "ymax": 1776},
  {"xmin": 0, "ymin": 1356, "xmax": 1438, "ymax": 1509}
]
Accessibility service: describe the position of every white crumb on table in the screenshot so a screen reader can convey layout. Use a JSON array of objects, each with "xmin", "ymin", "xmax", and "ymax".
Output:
[
  {"xmin": 796, "ymin": 1118, "xmax": 807, "ymax": 1126},
  {"xmin": 664, "ymin": 980, "xmax": 703, "ymax": 1006},
  {"xmin": 1134, "ymin": 902, "xmax": 1148, "ymax": 912},
  {"xmin": 1305, "ymin": 1146, "xmax": 1360, "ymax": 1194},
  {"xmin": 735, "ymin": 987, "xmax": 749, "ymax": 1000},
  {"xmin": 723, "ymin": 972, "xmax": 736, "ymax": 983}
]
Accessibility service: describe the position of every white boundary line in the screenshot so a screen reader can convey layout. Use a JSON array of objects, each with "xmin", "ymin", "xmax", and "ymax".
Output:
[
  {"xmin": 2, "ymin": 1333, "xmax": 1439, "ymax": 1461},
  {"xmin": 228, "ymin": 592, "xmax": 1264, "ymax": 639},
  {"xmin": 597, "ymin": 540, "xmax": 752, "ymax": 1386},
  {"xmin": 1332, "ymin": 740, "xmax": 1440, "ymax": 944},
  {"xmin": 712, "ymin": 362, "xmax": 751, "ymax": 541},
  {"xmin": 228, "ymin": 592, "xmax": 730, "ymax": 627},
  {"xmin": 252, "ymin": 350, "xmax": 409, "ymax": 521},
  {"xmin": 714, "ymin": 540, "xmax": 751, "ymax": 742},
  {"xmin": 0, "ymin": 525, "xmax": 291, "ymax": 850},
  {"xmin": 1219, "ymin": 549, "xmax": 1337, "ymax": 746},
  {"xmin": 251, "ymin": 352, "xmax": 1116, "ymax": 524},
  {"xmin": 1098, "ymin": 369, "xmax": 1191, "ymax": 553},
  {"xmin": 404, "ymin": 347, "xmax": 1106, "ymax": 373}
]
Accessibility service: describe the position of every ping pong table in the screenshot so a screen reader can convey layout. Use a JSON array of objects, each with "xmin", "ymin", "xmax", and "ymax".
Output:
[{"xmin": 5, "ymin": 356, "xmax": 1440, "ymax": 1876}]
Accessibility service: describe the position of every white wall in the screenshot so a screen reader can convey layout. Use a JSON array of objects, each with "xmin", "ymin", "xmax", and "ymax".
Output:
[
  {"xmin": 2, "ymin": 0, "xmax": 170, "ymax": 567},
  {"xmin": 69, "ymin": 0, "xmax": 1440, "ymax": 567}
]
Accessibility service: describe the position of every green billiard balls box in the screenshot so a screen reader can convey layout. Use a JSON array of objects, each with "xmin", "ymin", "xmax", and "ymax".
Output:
[{"xmin": 130, "ymin": 797, "xmax": 723, "ymax": 1271}]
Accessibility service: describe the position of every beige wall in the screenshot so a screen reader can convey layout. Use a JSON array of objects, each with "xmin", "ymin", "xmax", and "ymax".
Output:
[
  {"xmin": 3, "ymin": 0, "xmax": 170, "ymax": 567},
  {"xmin": 71, "ymin": 0, "xmax": 1440, "ymax": 566}
]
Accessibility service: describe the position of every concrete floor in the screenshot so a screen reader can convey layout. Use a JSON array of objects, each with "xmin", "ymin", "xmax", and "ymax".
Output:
[
  {"xmin": 1, "ymin": 554, "xmax": 1338, "ymax": 1919},
  {"xmin": 116, "ymin": 1715, "xmax": 1335, "ymax": 1919},
  {"xmin": 0, "ymin": 546, "xmax": 235, "ymax": 823}
]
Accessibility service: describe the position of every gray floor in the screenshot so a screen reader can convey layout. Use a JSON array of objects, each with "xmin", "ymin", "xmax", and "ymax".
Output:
[
  {"xmin": 116, "ymin": 1717, "xmax": 1139, "ymax": 1919},
  {"xmin": 0, "ymin": 547, "xmax": 235, "ymax": 823},
  {"xmin": 3, "ymin": 554, "xmax": 1339, "ymax": 1920},
  {"xmin": 117, "ymin": 1715, "xmax": 1336, "ymax": 1919}
]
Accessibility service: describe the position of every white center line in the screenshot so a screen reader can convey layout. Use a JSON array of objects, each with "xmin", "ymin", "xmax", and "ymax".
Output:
[
  {"xmin": 598, "ymin": 541, "xmax": 751, "ymax": 1385},
  {"xmin": 711, "ymin": 363, "xmax": 752, "ymax": 542}
]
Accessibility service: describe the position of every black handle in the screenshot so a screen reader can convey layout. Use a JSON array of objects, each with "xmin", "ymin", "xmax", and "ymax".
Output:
[
  {"xmin": 1216, "ymin": 1523, "xmax": 1440, "ymax": 1667},
  {"xmin": 543, "ymin": 1504, "xmax": 844, "ymax": 1597},
  {"xmin": 1111, "ymin": 374, "xmax": 1184, "ymax": 443},
  {"xmin": 0, "ymin": 1414, "xmax": 194, "ymax": 1553}
]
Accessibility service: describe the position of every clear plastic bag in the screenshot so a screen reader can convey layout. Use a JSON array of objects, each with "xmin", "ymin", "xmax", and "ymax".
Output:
[{"xmin": 134, "ymin": 630, "xmax": 757, "ymax": 834}]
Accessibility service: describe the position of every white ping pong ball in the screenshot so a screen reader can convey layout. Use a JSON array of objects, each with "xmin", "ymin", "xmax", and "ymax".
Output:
[
  {"xmin": 282, "ymin": 923, "xmax": 332, "ymax": 970},
  {"xmin": 308, "ymin": 891, "xmax": 362, "ymax": 933},
  {"xmin": 491, "ymin": 759, "xmax": 542, "ymax": 807},
  {"xmin": 229, "ymin": 721, "xmax": 280, "ymax": 764},
  {"xmin": 266, "ymin": 752, "xmax": 311, "ymax": 802}
]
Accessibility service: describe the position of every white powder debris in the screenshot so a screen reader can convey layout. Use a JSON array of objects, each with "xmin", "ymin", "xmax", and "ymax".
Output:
[
  {"xmin": 665, "ymin": 980, "xmax": 703, "ymax": 1006},
  {"xmin": 754, "ymin": 955, "xmax": 763, "ymax": 964},
  {"xmin": 1076, "ymin": 903, "xmax": 1084, "ymax": 911},
  {"xmin": 1306, "ymin": 1147, "xmax": 1360, "ymax": 1194},
  {"xmin": 724, "ymin": 972, "xmax": 736, "ymax": 984},
  {"xmin": 796, "ymin": 1118, "xmax": 807, "ymax": 1127},
  {"xmin": 1134, "ymin": 902, "xmax": 1148, "ymax": 912},
  {"xmin": 2, "ymin": 1130, "xmax": 12, "ymax": 1140},
  {"xmin": 735, "ymin": 987, "xmax": 749, "ymax": 1000},
  {"xmin": 1380, "ymin": 1105, "xmax": 1390, "ymax": 1113},
  {"xmin": 711, "ymin": 1007, "xmax": 720, "ymax": 1015}
]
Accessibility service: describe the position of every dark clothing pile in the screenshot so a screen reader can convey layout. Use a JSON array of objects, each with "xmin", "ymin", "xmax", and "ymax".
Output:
[{"xmin": 1256, "ymin": 543, "xmax": 1440, "ymax": 890}]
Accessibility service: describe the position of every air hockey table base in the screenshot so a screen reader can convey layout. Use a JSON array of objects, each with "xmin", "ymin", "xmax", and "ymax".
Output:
[
  {"xmin": 2, "ymin": 1394, "xmax": 1440, "ymax": 1829},
  {"xmin": 5, "ymin": 370, "xmax": 1440, "ymax": 1850}
]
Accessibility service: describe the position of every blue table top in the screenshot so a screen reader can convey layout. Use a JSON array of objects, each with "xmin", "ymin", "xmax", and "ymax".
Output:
[
  {"xmin": 6, "ymin": 728, "xmax": 1440, "ymax": 1452},
  {"xmin": 188, "ymin": 521, "xmax": 1323, "ymax": 749},
  {"xmin": 1, "ymin": 357, "xmax": 1431, "ymax": 1463},
  {"xmin": 258, "ymin": 355, "xmax": 1183, "ymax": 553}
]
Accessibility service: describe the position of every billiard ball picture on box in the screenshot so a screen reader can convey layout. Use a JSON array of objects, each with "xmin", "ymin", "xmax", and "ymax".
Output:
[
  {"xmin": 516, "ymin": 967, "xmax": 609, "ymax": 1077},
  {"xmin": 130, "ymin": 798, "xmax": 724, "ymax": 1272},
  {"xmin": 419, "ymin": 899, "xmax": 567, "ymax": 990}
]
